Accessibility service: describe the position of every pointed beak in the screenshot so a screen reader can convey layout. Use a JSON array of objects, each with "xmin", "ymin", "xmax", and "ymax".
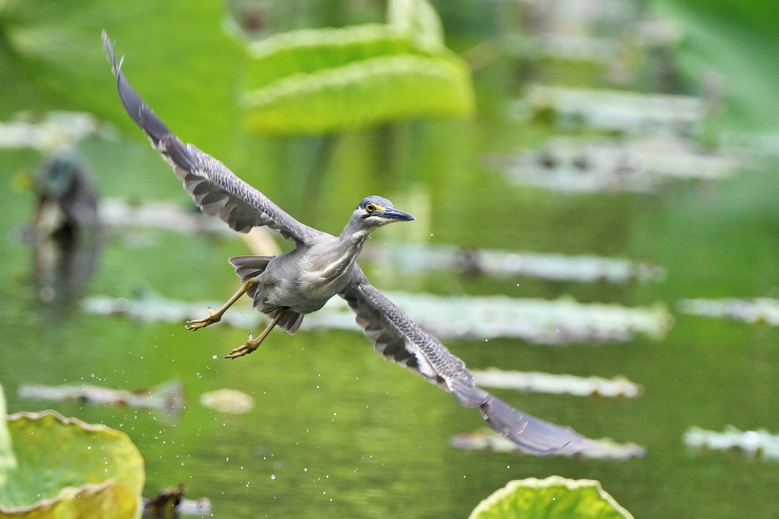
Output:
[{"xmin": 376, "ymin": 207, "xmax": 415, "ymax": 222}]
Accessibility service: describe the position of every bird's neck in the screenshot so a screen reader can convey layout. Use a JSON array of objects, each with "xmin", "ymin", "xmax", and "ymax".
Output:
[
  {"xmin": 339, "ymin": 217, "xmax": 374, "ymax": 247},
  {"xmin": 318, "ymin": 223, "xmax": 372, "ymax": 280}
]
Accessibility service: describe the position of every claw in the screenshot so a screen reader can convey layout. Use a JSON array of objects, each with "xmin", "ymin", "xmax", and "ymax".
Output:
[
  {"xmin": 224, "ymin": 309, "xmax": 288, "ymax": 359},
  {"xmin": 186, "ymin": 310, "xmax": 221, "ymax": 330},
  {"xmin": 184, "ymin": 280, "xmax": 256, "ymax": 331},
  {"xmin": 226, "ymin": 331, "xmax": 262, "ymax": 359},
  {"xmin": 225, "ymin": 342, "xmax": 256, "ymax": 359}
]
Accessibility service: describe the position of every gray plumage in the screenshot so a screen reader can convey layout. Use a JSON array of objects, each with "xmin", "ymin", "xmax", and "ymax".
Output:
[{"xmin": 103, "ymin": 31, "xmax": 596, "ymax": 455}]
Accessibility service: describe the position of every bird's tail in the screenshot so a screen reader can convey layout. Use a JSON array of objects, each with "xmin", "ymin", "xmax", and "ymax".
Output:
[
  {"xmin": 227, "ymin": 256, "xmax": 304, "ymax": 334},
  {"xmin": 229, "ymin": 255, "xmax": 274, "ymax": 283},
  {"xmin": 270, "ymin": 308, "xmax": 304, "ymax": 334}
]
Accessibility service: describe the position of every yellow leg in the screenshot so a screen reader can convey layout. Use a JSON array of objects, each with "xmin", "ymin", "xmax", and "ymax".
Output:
[
  {"xmin": 186, "ymin": 279, "xmax": 256, "ymax": 330},
  {"xmin": 226, "ymin": 308, "xmax": 290, "ymax": 359}
]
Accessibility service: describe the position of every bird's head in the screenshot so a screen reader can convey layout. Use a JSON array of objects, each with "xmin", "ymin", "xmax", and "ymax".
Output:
[{"xmin": 354, "ymin": 196, "xmax": 414, "ymax": 229}]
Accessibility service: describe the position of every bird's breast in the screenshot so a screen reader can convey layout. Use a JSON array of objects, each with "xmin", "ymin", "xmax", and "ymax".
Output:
[
  {"xmin": 296, "ymin": 266, "xmax": 352, "ymax": 302},
  {"xmin": 258, "ymin": 252, "xmax": 354, "ymax": 314}
]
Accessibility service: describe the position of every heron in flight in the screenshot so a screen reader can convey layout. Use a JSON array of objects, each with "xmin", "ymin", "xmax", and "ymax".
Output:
[{"xmin": 103, "ymin": 32, "xmax": 595, "ymax": 455}]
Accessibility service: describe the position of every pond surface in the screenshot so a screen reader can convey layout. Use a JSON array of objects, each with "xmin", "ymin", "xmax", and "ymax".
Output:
[{"xmin": 2, "ymin": 1, "xmax": 779, "ymax": 517}]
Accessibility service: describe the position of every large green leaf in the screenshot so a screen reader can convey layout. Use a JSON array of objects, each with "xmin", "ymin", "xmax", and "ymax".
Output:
[
  {"xmin": 388, "ymin": 0, "xmax": 445, "ymax": 53},
  {"xmin": 244, "ymin": 53, "xmax": 473, "ymax": 134},
  {"xmin": 245, "ymin": 24, "xmax": 423, "ymax": 87},
  {"xmin": 242, "ymin": 0, "xmax": 474, "ymax": 134},
  {"xmin": 0, "ymin": 0, "xmax": 472, "ymax": 140},
  {"xmin": 469, "ymin": 477, "xmax": 634, "ymax": 519},
  {"xmin": 0, "ymin": 411, "xmax": 144, "ymax": 518}
]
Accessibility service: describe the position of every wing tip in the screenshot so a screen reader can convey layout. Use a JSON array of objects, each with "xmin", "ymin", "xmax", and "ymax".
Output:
[
  {"xmin": 101, "ymin": 31, "xmax": 173, "ymax": 145},
  {"xmin": 479, "ymin": 393, "xmax": 588, "ymax": 455}
]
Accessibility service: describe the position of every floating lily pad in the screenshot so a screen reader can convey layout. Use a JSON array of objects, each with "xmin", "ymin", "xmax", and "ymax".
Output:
[
  {"xmin": 677, "ymin": 297, "xmax": 779, "ymax": 326},
  {"xmin": 0, "ymin": 410, "xmax": 144, "ymax": 518},
  {"xmin": 18, "ymin": 379, "xmax": 186, "ymax": 415},
  {"xmin": 200, "ymin": 388, "xmax": 255, "ymax": 415},
  {"xmin": 451, "ymin": 429, "xmax": 644, "ymax": 461},
  {"xmin": 684, "ymin": 425, "xmax": 779, "ymax": 461},
  {"xmin": 81, "ymin": 289, "xmax": 672, "ymax": 344},
  {"xmin": 469, "ymin": 476, "xmax": 634, "ymax": 519},
  {"xmin": 306, "ymin": 293, "xmax": 672, "ymax": 344},
  {"xmin": 470, "ymin": 369, "xmax": 643, "ymax": 398}
]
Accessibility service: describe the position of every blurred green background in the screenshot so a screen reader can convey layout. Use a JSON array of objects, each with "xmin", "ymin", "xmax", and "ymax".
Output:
[{"xmin": 1, "ymin": 0, "xmax": 778, "ymax": 517}]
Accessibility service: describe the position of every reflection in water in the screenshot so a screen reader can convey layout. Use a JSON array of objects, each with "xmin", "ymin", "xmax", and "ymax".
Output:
[{"xmin": 28, "ymin": 149, "xmax": 104, "ymax": 314}]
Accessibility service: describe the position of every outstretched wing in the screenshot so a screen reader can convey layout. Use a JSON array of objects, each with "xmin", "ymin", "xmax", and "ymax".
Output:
[
  {"xmin": 339, "ymin": 267, "xmax": 597, "ymax": 455},
  {"xmin": 102, "ymin": 32, "xmax": 316, "ymax": 244}
]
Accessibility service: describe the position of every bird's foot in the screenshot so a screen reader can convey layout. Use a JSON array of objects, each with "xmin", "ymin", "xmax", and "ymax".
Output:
[
  {"xmin": 225, "ymin": 333, "xmax": 262, "ymax": 359},
  {"xmin": 224, "ymin": 309, "xmax": 285, "ymax": 359},
  {"xmin": 186, "ymin": 308, "xmax": 221, "ymax": 330}
]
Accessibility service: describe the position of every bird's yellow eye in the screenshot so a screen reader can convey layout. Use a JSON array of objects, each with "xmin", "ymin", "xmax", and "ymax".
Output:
[{"xmin": 365, "ymin": 203, "xmax": 376, "ymax": 213}]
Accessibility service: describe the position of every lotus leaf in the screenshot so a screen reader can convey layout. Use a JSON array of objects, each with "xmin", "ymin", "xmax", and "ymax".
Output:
[
  {"xmin": 244, "ymin": 53, "xmax": 473, "ymax": 134},
  {"xmin": 469, "ymin": 476, "xmax": 633, "ymax": 519},
  {"xmin": 0, "ymin": 411, "xmax": 144, "ymax": 519},
  {"xmin": 388, "ymin": 0, "xmax": 445, "ymax": 52},
  {"xmin": 242, "ymin": 0, "xmax": 474, "ymax": 134}
]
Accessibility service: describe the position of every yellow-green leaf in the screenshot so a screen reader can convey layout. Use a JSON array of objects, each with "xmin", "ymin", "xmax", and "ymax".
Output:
[
  {"xmin": 469, "ymin": 476, "xmax": 634, "ymax": 519},
  {"xmin": 242, "ymin": 0, "xmax": 474, "ymax": 135},
  {"xmin": 0, "ymin": 411, "xmax": 144, "ymax": 519},
  {"xmin": 244, "ymin": 53, "xmax": 473, "ymax": 134},
  {"xmin": 388, "ymin": 0, "xmax": 445, "ymax": 53}
]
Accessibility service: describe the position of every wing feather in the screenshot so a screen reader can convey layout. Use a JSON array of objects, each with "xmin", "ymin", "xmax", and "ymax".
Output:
[
  {"xmin": 340, "ymin": 268, "xmax": 597, "ymax": 455},
  {"xmin": 103, "ymin": 32, "xmax": 316, "ymax": 244}
]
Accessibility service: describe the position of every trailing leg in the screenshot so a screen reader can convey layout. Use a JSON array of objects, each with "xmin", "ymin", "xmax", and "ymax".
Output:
[
  {"xmin": 226, "ymin": 308, "xmax": 290, "ymax": 358},
  {"xmin": 186, "ymin": 279, "xmax": 256, "ymax": 330}
]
